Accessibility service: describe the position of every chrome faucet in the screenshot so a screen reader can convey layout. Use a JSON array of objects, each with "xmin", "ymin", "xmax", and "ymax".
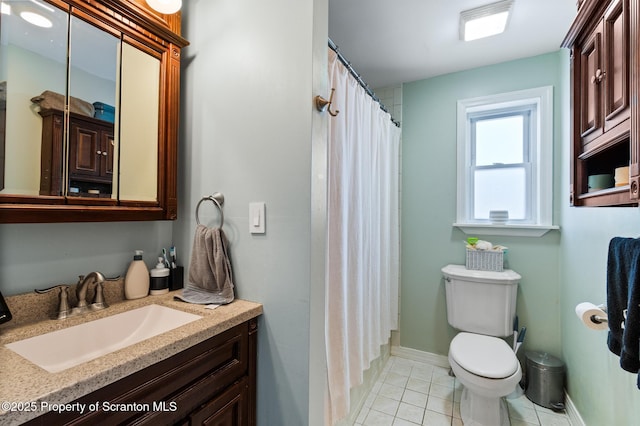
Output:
[{"xmin": 36, "ymin": 271, "xmax": 108, "ymax": 319}]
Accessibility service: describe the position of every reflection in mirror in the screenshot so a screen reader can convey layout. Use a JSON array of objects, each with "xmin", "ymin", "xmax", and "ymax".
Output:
[
  {"xmin": 0, "ymin": 81, "xmax": 5, "ymax": 191},
  {"xmin": 67, "ymin": 16, "xmax": 119, "ymax": 199},
  {"xmin": 0, "ymin": 1, "xmax": 68, "ymax": 196},
  {"xmin": 119, "ymin": 43, "xmax": 160, "ymax": 202}
]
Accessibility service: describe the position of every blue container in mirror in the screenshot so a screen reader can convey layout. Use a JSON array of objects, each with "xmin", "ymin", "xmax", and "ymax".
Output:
[{"xmin": 93, "ymin": 102, "xmax": 115, "ymax": 123}]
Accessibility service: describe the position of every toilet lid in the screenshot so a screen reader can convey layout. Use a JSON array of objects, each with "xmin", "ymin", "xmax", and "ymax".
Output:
[{"xmin": 450, "ymin": 332, "xmax": 518, "ymax": 379}]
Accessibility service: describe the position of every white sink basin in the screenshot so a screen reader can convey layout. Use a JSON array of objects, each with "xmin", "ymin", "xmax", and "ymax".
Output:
[{"xmin": 5, "ymin": 304, "xmax": 202, "ymax": 373}]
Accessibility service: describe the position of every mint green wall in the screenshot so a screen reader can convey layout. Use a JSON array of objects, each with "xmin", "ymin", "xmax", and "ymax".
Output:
[
  {"xmin": 402, "ymin": 49, "xmax": 640, "ymax": 424},
  {"xmin": 558, "ymin": 47, "xmax": 640, "ymax": 424},
  {"xmin": 401, "ymin": 52, "xmax": 564, "ymax": 358}
]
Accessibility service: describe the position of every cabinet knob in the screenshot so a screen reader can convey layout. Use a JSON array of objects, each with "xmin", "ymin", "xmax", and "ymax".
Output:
[
  {"xmin": 590, "ymin": 68, "xmax": 605, "ymax": 84},
  {"xmin": 96, "ymin": 150, "xmax": 102, "ymax": 155},
  {"xmin": 102, "ymin": 152, "xmax": 107, "ymax": 156}
]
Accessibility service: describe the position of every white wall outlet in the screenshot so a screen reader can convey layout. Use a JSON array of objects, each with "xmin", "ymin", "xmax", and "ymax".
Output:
[{"xmin": 249, "ymin": 202, "xmax": 266, "ymax": 234}]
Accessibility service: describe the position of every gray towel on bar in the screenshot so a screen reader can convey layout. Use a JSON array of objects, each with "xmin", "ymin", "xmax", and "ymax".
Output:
[{"xmin": 175, "ymin": 225, "xmax": 235, "ymax": 305}]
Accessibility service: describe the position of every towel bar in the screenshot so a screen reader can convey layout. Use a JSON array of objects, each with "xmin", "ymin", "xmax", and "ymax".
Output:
[{"xmin": 196, "ymin": 193, "xmax": 224, "ymax": 227}]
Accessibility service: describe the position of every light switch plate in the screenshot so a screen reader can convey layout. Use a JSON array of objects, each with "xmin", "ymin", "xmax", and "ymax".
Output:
[{"xmin": 249, "ymin": 202, "xmax": 266, "ymax": 234}]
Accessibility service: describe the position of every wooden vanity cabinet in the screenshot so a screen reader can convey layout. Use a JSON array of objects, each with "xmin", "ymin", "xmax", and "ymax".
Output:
[
  {"xmin": 39, "ymin": 109, "xmax": 115, "ymax": 197},
  {"xmin": 25, "ymin": 318, "xmax": 258, "ymax": 426},
  {"xmin": 68, "ymin": 115, "xmax": 115, "ymax": 195},
  {"xmin": 563, "ymin": 0, "xmax": 638, "ymax": 206}
]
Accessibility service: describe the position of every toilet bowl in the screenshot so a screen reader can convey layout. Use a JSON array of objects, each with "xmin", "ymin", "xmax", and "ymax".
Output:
[
  {"xmin": 441, "ymin": 264, "xmax": 522, "ymax": 426},
  {"xmin": 449, "ymin": 332, "xmax": 522, "ymax": 426}
]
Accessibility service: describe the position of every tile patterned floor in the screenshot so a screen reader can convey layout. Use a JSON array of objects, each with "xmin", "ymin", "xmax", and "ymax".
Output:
[{"xmin": 355, "ymin": 356, "xmax": 572, "ymax": 426}]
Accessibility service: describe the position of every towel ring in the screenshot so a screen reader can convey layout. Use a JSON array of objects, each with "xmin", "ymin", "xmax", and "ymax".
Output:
[{"xmin": 195, "ymin": 192, "xmax": 225, "ymax": 227}]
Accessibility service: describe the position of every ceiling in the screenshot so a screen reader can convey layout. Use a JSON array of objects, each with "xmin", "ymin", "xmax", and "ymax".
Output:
[
  {"xmin": 328, "ymin": 0, "xmax": 578, "ymax": 89},
  {"xmin": 2, "ymin": 1, "xmax": 117, "ymax": 81}
]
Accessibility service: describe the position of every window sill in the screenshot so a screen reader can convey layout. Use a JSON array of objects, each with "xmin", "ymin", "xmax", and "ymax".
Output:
[{"xmin": 453, "ymin": 223, "xmax": 560, "ymax": 237}]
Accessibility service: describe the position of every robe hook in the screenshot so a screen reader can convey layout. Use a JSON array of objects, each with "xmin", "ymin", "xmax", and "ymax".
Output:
[{"xmin": 315, "ymin": 88, "xmax": 339, "ymax": 117}]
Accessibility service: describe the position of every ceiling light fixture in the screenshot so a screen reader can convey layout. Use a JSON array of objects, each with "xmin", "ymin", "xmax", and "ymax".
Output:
[
  {"xmin": 1, "ymin": 2, "xmax": 11, "ymax": 15},
  {"xmin": 460, "ymin": 0, "xmax": 513, "ymax": 42},
  {"xmin": 20, "ymin": 10, "xmax": 52, "ymax": 28},
  {"xmin": 146, "ymin": 0, "xmax": 182, "ymax": 14}
]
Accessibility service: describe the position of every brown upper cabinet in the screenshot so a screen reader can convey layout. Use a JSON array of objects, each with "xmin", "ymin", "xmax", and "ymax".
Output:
[
  {"xmin": 40, "ymin": 109, "xmax": 116, "ymax": 198},
  {"xmin": 563, "ymin": 0, "xmax": 638, "ymax": 206},
  {"xmin": 0, "ymin": 0, "xmax": 188, "ymax": 223}
]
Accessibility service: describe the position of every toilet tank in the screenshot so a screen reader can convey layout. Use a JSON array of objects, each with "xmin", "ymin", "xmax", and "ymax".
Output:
[{"xmin": 442, "ymin": 264, "xmax": 520, "ymax": 337}]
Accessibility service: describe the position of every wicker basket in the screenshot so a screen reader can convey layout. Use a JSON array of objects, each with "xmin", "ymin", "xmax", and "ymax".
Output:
[{"xmin": 466, "ymin": 249, "xmax": 504, "ymax": 272}]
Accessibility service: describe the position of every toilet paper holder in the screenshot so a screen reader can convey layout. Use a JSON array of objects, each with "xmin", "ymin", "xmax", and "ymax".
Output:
[
  {"xmin": 576, "ymin": 302, "xmax": 608, "ymax": 330},
  {"xmin": 590, "ymin": 304, "xmax": 608, "ymax": 324}
]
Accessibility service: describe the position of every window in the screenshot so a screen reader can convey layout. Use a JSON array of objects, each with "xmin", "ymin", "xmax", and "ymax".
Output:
[{"xmin": 455, "ymin": 86, "xmax": 557, "ymax": 237}]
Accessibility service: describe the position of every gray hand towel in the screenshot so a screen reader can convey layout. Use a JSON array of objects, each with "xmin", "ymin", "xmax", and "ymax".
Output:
[{"xmin": 176, "ymin": 225, "xmax": 235, "ymax": 305}]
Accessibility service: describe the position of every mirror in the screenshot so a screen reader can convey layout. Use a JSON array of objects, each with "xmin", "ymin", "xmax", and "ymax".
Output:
[
  {"xmin": 0, "ymin": 0, "xmax": 188, "ymax": 222},
  {"xmin": 119, "ymin": 42, "xmax": 160, "ymax": 202},
  {"xmin": 67, "ymin": 15, "xmax": 119, "ymax": 199},
  {"xmin": 0, "ymin": 1, "xmax": 68, "ymax": 196}
]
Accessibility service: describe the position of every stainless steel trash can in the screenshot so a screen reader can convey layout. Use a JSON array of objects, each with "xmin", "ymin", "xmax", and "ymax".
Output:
[{"xmin": 524, "ymin": 351, "xmax": 565, "ymax": 411}]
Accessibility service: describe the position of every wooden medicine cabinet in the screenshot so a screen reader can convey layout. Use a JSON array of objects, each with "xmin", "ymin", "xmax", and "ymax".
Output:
[
  {"xmin": 563, "ymin": 0, "xmax": 639, "ymax": 206},
  {"xmin": 0, "ymin": 0, "xmax": 188, "ymax": 222}
]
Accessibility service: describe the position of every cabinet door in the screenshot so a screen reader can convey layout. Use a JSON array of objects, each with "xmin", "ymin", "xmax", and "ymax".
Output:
[
  {"xmin": 101, "ymin": 130, "xmax": 115, "ymax": 178},
  {"xmin": 603, "ymin": 0, "xmax": 629, "ymax": 131},
  {"xmin": 38, "ymin": 111, "xmax": 65, "ymax": 195},
  {"xmin": 579, "ymin": 22, "xmax": 603, "ymax": 147},
  {"xmin": 190, "ymin": 379, "xmax": 249, "ymax": 426},
  {"xmin": 69, "ymin": 122, "xmax": 100, "ymax": 178}
]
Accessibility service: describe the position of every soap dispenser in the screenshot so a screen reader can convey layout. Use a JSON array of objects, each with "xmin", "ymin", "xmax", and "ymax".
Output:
[
  {"xmin": 125, "ymin": 250, "xmax": 150, "ymax": 300},
  {"xmin": 0, "ymin": 291, "xmax": 12, "ymax": 324},
  {"xmin": 150, "ymin": 257, "xmax": 170, "ymax": 295}
]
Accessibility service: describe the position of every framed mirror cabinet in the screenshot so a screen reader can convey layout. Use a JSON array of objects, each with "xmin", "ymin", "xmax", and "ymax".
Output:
[{"xmin": 0, "ymin": 0, "xmax": 188, "ymax": 222}]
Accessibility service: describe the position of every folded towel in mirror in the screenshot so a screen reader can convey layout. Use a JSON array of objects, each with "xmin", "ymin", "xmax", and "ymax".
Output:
[{"xmin": 30, "ymin": 90, "xmax": 94, "ymax": 117}]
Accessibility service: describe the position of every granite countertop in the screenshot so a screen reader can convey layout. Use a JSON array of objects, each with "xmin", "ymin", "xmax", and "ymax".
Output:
[{"xmin": 0, "ymin": 291, "xmax": 262, "ymax": 425}]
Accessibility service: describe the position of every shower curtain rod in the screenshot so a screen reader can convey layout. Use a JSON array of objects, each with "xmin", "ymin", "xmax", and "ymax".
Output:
[{"xmin": 329, "ymin": 38, "xmax": 400, "ymax": 127}]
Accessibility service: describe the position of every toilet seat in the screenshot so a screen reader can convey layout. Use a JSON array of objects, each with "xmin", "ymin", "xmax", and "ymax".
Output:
[{"xmin": 450, "ymin": 332, "xmax": 518, "ymax": 379}]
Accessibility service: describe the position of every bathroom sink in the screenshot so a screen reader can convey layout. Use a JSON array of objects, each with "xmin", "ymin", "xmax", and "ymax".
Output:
[{"xmin": 5, "ymin": 304, "xmax": 202, "ymax": 373}]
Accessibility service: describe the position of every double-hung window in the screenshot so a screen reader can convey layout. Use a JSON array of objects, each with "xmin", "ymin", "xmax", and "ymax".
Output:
[{"xmin": 455, "ymin": 86, "xmax": 557, "ymax": 237}]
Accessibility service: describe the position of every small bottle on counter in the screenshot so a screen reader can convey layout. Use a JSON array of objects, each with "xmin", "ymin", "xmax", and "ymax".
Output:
[
  {"xmin": 150, "ymin": 257, "xmax": 170, "ymax": 295},
  {"xmin": 125, "ymin": 250, "xmax": 150, "ymax": 299}
]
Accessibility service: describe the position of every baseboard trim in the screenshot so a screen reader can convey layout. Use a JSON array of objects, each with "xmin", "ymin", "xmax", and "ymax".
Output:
[
  {"xmin": 391, "ymin": 345, "xmax": 450, "ymax": 369},
  {"xmin": 564, "ymin": 392, "xmax": 586, "ymax": 426}
]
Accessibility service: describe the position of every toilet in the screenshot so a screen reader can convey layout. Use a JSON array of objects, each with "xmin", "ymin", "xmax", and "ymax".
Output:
[{"xmin": 442, "ymin": 264, "xmax": 522, "ymax": 426}]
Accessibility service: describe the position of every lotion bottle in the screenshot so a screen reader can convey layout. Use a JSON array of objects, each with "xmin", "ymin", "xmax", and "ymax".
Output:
[
  {"xmin": 149, "ymin": 257, "xmax": 170, "ymax": 295},
  {"xmin": 125, "ymin": 250, "xmax": 150, "ymax": 299}
]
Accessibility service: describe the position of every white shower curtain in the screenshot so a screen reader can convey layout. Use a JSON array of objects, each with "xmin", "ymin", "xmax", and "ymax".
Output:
[{"xmin": 325, "ymin": 49, "xmax": 401, "ymax": 424}]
